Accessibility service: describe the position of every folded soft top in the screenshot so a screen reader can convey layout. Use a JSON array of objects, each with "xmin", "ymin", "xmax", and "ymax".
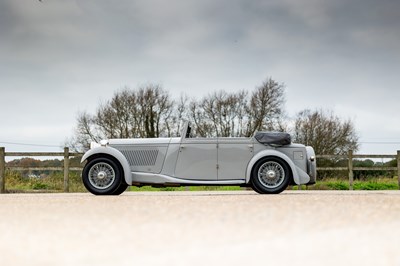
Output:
[{"xmin": 254, "ymin": 132, "xmax": 291, "ymax": 146}]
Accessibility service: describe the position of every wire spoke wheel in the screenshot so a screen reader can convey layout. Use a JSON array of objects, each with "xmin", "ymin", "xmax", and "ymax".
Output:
[
  {"xmin": 257, "ymin": 161, "xmax": 285, "ymax": 189},
  {"xmin": 251, "ymin": 157, "xmax": 291, "ymax": 194},
  {"xmin": 88, "ymin": 162, "xmax": 116, "ymax": 190},
  {"xmin": 83, "ymin": 157, "xmax": 124, "ymax": 195}
]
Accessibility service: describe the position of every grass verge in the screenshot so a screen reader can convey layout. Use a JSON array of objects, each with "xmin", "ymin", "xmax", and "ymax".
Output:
[
  {"xmin": 292, "ymin": 177, "xmax": 399, "ymax": 190},
  {"xmin": 3, "ymin": 171, "xmax": 399, "ymax": 193}
]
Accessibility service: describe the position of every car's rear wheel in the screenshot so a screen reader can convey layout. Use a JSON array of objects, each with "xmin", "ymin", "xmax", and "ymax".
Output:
[
  {"xmin": 82, "ymin": 157, "xmax": 124, "ymax": 195},
  {"xmin": 251, "ymin": 157, "xmax": 291, "ymax": 194}
]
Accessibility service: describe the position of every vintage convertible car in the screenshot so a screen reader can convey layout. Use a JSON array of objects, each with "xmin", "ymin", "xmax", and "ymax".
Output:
[{"xmin": 81, "ymin": 122, "xmax": 316, "ymax": 195}]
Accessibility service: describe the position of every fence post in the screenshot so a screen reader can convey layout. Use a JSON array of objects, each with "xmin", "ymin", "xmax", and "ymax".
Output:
[
  {"xmin": 397, "ymin": 151, "xmax": 400, "ymax": 190},
  {"xmin": 64, "ymin": 147, "xmax": 70, "ymax": 193},
  {"xmin": 0, "ymin": 147, "xmax": 5, "ymax": 193},
  {"xmin": 348, "ymin": 150, "xmax": 354, "ymax": 190}
]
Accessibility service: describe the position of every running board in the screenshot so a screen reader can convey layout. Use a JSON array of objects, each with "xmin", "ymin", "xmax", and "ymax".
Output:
[{"xmin": 131, "ymin": 172, "xmax": 246, "ymax": 185}]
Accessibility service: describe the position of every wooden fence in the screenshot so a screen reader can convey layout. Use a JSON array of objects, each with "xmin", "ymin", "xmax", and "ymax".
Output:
[
  {"xmin": 0, "ymin": 147, "xmax": 400, "ymax": 193},
  {"xmin": 0, "ymin": 147, "xmax": 83, "ymax": 193},
  {"xmin": 317, "ymin": 150, "xmax": 400, "ymax": 190}
]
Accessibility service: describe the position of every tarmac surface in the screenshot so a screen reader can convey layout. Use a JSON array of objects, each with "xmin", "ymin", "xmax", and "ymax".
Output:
[{"xmin": 0, "ymin": 190, "xmax": 400, "ymax": 266}]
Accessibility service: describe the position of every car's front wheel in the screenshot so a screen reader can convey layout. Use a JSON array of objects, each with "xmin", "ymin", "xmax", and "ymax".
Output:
[
  {"xmin": 111, "ymin": 182, "xmax": 128, "ymax": 195},
  {"xmin": 251, "ymin": 157, "xmax": 291, "ymax": 194},
  {"xmin": 82, "ymin": 157, "xmax": 124, "ymax": 195}
]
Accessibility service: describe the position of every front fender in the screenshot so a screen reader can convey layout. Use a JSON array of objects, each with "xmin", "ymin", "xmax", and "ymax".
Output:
[
  {"xmin": 246, "ymin": 150, "xmax": 310, "ymax": 185},
  {"xmin": 81, "ymin": 146, "xmax": 132, "ymax": 185}
]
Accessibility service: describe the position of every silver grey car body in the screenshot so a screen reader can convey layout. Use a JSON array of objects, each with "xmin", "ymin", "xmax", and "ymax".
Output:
[{"xmin": 81, "ymin": 122, "xmax": 316, "ymax": 195}]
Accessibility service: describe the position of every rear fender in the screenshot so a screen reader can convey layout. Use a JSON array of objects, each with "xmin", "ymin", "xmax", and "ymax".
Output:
[
  {"xmin": 246, "ymin": 150, "xmax": 310, "ymax": 185},
  {"xmin": 81, "ymin": 146, "xmax": 132, "ymax": 185}
]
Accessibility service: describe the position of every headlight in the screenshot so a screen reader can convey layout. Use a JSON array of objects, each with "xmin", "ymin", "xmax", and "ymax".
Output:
[{"xmin": 100, "ymin": 139, "xmax": 109, "ymax": 146}]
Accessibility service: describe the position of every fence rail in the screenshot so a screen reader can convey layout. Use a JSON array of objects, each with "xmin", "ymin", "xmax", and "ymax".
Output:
[
  {"xmin": 0, "ymin": 147, "xmax": 84, "ymax": 193},
  {"xmin": 0, "ymin": 148, "xmax": 400, "ymax": 193},
  {"xmin": 316, "ymin": 150, "xmax": 400, "ymax": 190}
]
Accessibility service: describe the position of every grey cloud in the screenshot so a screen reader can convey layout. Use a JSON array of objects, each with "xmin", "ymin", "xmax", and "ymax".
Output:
[{"xmin": 0, "ymin": 0, "xmax": 399, "ymax": 153}]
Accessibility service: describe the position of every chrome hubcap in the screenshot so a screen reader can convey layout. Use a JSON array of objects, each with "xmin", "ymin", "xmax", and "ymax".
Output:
[
  {"xmin": 267, "ymin": 170, "xmax": 276, "ymax": 179},
  {"xmin": 258, "ymin": 161, "xmax": 285, "ymax": 189},
  {"xmin": 97, "ymin": 171, "xmax": 107, "ymax": 180},
  {"xmin": 88, "ymin": 162, "xmax": 116, "ymax": 190}
]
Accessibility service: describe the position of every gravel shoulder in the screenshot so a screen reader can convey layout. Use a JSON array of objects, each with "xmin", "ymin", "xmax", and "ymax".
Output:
[{"xmin": 1, "ymin": 190, "xmax": 399, "ymax": 266}]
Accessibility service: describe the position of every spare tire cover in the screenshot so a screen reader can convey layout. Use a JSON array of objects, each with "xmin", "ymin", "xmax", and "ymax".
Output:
[{"xmin": 254, "ymin": 132, "xmax": 291, "ymax": 146}]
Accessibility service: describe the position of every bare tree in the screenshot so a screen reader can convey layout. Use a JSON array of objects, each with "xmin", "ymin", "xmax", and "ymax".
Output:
[
  {"xmin": 94, "ymin": 89, "xmax": 137, "ymax": 138},
  {"xmin": 135, "ymin": 84, "xmax": 174, "ymax": 138},
  {"xmin": 70, "ymin": 85, "xmax": 174, "ymax": 151},
  {"xmin": 188, "ymin": 78, "xmax": 285, "ymax": 137},
  {"xmin": 245, "ymin": 78, "xmax": 285, "ymax": 136},
  {"xmin": 195, "ymin": 90, "xmax": 248, "ymax": 137},
  {"xmin": 293, "ymin": 109, "xmax": 359, "ymax": 155},
  {"xmin": 235, "ymin": 90, "xmax": 249, "ymax": 137},
  {"xmin": 167, "ymin": 93, "xmax": 190, "ymax": 137},
  {"xmin": 188, "ymin": 99, "xmax": 214, "ymax": 137},
  {"xmin": 66, "ymin": 111, "xmax": 104, "ymax": 152}
]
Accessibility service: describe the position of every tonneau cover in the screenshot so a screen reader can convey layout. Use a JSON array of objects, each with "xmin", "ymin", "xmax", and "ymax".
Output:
[{"xmin": 254, "ymin": 132, "xmax": 291, "ymax": 146}]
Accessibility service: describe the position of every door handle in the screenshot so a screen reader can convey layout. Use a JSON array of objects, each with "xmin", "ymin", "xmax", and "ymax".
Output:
[{"xmin": 248, "ymin": 145, "xmax": 253, "ymax": 152}]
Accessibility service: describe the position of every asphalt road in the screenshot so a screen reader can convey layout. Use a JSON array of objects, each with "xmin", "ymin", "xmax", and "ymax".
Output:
[{"xmin": 1, "ymin": 190, "xmax": 400, "ymax": 266}]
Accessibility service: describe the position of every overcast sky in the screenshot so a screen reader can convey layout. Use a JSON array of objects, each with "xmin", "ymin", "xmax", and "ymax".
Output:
[{"xmin": 1, "ymin": 0, "xmax": 400, "ymax": 155}]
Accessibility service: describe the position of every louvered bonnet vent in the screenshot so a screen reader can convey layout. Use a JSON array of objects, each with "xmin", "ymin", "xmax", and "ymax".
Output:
[{"xmin": 120, "ymin": 149, "xmax": 159, "ymax": 166}]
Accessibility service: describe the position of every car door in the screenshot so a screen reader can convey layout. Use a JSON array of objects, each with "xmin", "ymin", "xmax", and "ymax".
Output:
[
  {"xmin": 174, "ymin": 138, "xmax": 218, "ymax": 180},
  {"xmin": 217, "ymin": 138, "xmax": 253, "ymax": 180}
]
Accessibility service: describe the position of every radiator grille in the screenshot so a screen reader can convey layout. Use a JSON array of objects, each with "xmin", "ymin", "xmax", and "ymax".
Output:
[{"xmin": 120, "ymin": 149, "xmax": 159, "ymax": 166}]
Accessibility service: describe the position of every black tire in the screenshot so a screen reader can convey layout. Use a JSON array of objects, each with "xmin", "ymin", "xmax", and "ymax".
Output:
[
  {"xmin": 111, "ymin": 182, "xmax": 128, "ymax": 195},
  {"xmin": 82, "ymin": 157, "xmax": 124, "ymax": 195},
  {"xmin": 251, "ymin": 157, "xmax": 291, "ymax": 194}
]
